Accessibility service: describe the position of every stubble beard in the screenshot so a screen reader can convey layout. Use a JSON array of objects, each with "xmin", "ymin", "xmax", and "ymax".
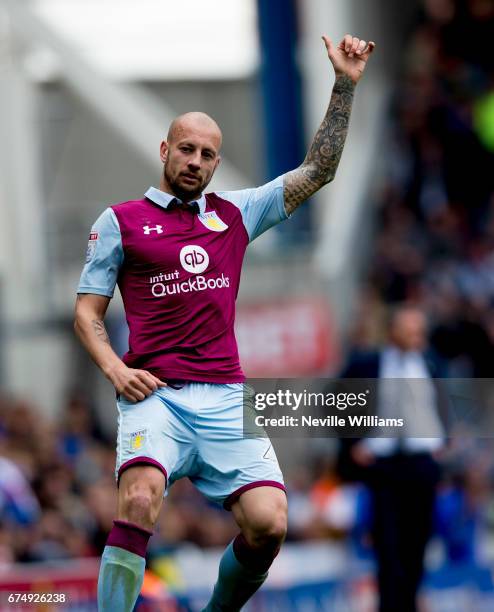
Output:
[{"xmin": 164, "ymin": 163, "xmax": 207, "ymax": 202}]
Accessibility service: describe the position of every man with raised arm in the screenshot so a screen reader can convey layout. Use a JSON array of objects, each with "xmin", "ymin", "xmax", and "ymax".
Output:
[{"xmin": 75, "ymin": 34, "xmax": 375, "ymax": 612}]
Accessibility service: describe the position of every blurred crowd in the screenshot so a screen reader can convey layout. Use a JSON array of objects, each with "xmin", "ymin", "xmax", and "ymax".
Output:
[
  {"xmin": 0, "ymin": 390, "xmax": 245, "ymax": 570},
  {"xmin": 352, "ymin": 0, "xmax": 494, "ymax": 378},
  {"xmin": 0, "ymin": 390, "xmax": 386, "ymax": 569},
  {"xmin": 1, "ymin": 387, "xmax": 494, "ymax": 577}
]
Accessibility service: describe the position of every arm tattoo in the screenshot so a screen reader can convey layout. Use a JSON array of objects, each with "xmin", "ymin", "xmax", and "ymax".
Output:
[
  {"xmin": 284, "ymin": 75, "xmax": 355, "ymax": 215},
  {"xmin": 91, "ymin": 319, "xmax": 110, "ymax": 344}
]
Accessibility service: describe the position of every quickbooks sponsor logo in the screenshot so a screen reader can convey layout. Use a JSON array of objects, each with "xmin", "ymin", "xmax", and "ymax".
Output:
[
  {"xmin": 151, "ymin": 274, "xmax": 230, "ymax": 297},
  {"xmin": 180, "ymin": 245, "xmax": 209, "ymax": 274}
]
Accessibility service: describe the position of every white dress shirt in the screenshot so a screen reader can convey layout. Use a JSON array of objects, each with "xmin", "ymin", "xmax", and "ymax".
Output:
[{"xmin": 364, "ymin": 347, "xmax": 444, "ymax": 456}]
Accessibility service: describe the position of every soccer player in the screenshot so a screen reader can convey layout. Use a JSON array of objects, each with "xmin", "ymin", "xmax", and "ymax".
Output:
[{"xmin": 74, "ymin": 34, "xmax": 375, "ymax": 612}]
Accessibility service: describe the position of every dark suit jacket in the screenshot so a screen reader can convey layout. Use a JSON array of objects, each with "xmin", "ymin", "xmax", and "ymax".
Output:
[{"xmin": 335, "ymin": 348, "xmax": 449, "ymax": 482}]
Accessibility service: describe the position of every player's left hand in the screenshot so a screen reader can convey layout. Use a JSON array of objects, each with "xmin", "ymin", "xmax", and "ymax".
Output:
[{"xmin": 322, "ymin": 34, "xmax": 376, "ymax": 84}]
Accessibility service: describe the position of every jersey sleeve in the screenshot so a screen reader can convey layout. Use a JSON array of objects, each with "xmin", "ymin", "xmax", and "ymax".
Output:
[
  {"xmin": 77, "ymin": 208, "xmax": 124, "ymax": 297},
  {"xmin": 217, "ymin": 174, "xmax": 288, "ymax": 242}
]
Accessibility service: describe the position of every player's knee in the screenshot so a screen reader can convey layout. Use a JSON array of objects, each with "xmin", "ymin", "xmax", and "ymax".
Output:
[
  {"xmin": 119, "ymin": 481, "xmax": 161, "ymax": 528},
  {"xmin": 245, "ymin": 505, "xmax": 287, "ymax": 548},
  {"xmin": 121, "ymin": 491, "xmax": 155, "ymax": 526},
  {"xmin": 261, "ymin": 511, "xmax": 287, "ymax": 546}
]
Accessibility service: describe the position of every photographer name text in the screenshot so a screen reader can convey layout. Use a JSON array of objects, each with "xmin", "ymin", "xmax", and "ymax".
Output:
[{"xmin": 254, "ymin": 414, "xmax": 404, "ymax": 428}]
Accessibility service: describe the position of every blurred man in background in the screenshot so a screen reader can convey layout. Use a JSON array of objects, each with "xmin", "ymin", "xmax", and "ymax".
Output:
[
  {"xmin": 74, "ymin": 33, "xmax": 375, "ymax": 612},
  {"xmin": 339, "ymin": 306, "xmax": 446, "ymax": 612}
]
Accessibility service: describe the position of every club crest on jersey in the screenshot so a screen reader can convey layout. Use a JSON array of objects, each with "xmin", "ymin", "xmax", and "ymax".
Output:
[
  {"xmin": 129, "ymin": 429, "xmax": 147, "ymax": 450},
  {"xmin": 197, "ymin": 211, "xmax": 228, "ymax": 232},
  {"xmin": 143, "ymin": 225, "xmax": 164, "ymax": 235},
  {"xmin": 85, "ymin": 231, "xmax": 98, "ymax": 262}
]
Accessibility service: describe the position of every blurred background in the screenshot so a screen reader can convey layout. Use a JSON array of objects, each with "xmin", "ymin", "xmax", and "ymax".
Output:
[{"xmin": 1, "ymin": 0, "xmax": 494, "ymax": 609}]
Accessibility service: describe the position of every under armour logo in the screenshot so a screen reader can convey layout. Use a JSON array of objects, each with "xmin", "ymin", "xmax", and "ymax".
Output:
[{"xmin": 143, "ymin": 225, "xmax": 163, "ymax": 235}]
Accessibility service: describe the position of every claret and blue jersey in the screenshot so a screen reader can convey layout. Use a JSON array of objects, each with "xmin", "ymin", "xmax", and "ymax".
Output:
[{"xmin": 78, "ymin": 176, "xmax": 288, "ymax": 383}]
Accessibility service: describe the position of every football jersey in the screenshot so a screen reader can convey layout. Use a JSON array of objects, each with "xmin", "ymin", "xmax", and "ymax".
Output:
[{"xmin": 77, "ymin": 176, "xmax": 288, "ymax": 382}]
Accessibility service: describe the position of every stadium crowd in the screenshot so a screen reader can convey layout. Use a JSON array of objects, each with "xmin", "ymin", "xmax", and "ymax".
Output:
[
  {"xmin": 1, "ymin": 386, "xmax": 494, "ymax": 577},
  {"xmin": 0, "ymin": 390, "xmax": 370, "ymax": 567},
  {"xmin": 0, "ymin": 389, "xmax": 242, "ymax": 568},
  {"xmin": 352, "ymin": 0, "xmax": 494, "ymax": 378}
]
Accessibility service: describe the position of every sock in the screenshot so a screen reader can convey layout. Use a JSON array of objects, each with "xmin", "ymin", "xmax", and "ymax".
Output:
[
  {"xmin": 203, "ymin": 534, "xmax": 280, "ymax": 612},
  {"xmin": 97, "ymin": 520, "xmax": 152, "ymax": 612}
]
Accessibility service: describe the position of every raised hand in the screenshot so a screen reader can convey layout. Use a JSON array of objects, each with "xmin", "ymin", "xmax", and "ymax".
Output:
[
  {"xmin": 283, "ymin": 32, "xmax": 377, "ymax": 213},
  {"xmin": 322, "ymin": 34, "xmax": 376, "ymax": 84}
]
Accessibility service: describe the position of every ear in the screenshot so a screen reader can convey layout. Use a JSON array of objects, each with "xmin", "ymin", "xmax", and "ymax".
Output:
[
  {"xmin": 214, "ymin": 155, "xmax": 221, "ymax": 171},
  {"xmin": 160, "ymin": 140, "xmax": 168, "ymax": 163}
]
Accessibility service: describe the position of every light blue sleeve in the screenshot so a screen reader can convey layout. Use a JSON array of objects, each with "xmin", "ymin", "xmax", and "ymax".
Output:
[
  {"xmin": 77, "ymin": 208, "xmax": 124, "ymax": 297},
  {"xmin": 217, "ymin": 174, "xmax": 288, "ymax": 242}
]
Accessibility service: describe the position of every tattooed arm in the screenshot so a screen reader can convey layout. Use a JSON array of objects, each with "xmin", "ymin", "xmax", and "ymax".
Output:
[
  {"xmin": 284, "ymin": 75, "xmax": 355, "ymax": 214},
  {"xmin": 284, "ymin": 34, "xmax": 375, "ymax": 215},
  {"xmin": 74, "ymin": 293, "xmax": 165, "ymax": 402},
  {"xmin": 91, "ymin": 318, "xmax": 111, "ymax": 344}
]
